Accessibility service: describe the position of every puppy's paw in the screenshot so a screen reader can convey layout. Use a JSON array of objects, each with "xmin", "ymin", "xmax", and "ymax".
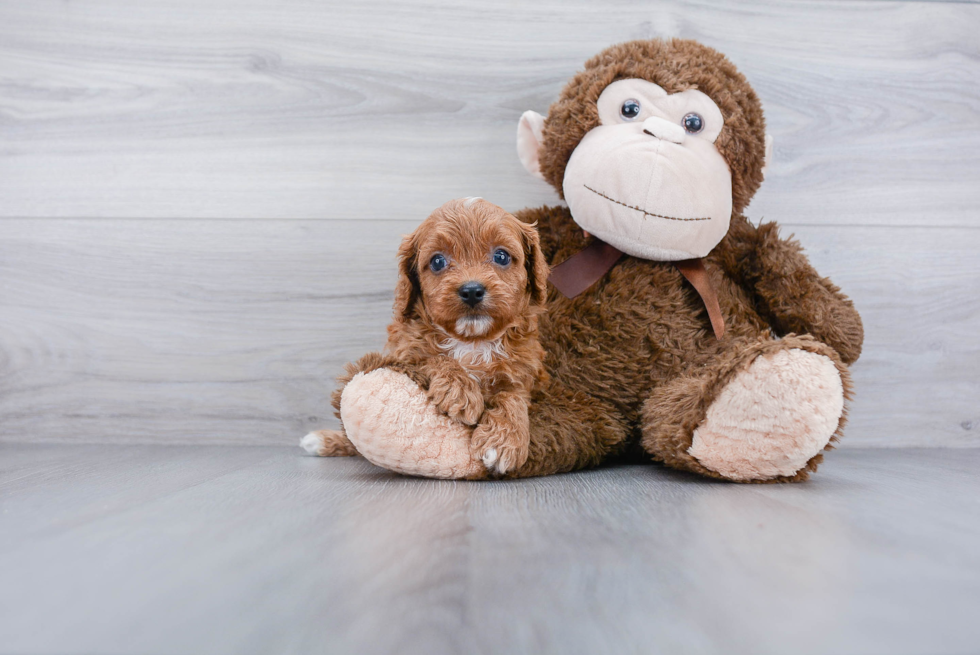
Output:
[
  {"xmin": 427, "ymin": 371, "xmax": 484, "ymax": 426},
  {"xmin": 300, "ymin": 430, "xmax": 358, "ymax": 457},
  {"xmin": 472, "ymin": 420, "xmax": 529, "ymax": 476}
]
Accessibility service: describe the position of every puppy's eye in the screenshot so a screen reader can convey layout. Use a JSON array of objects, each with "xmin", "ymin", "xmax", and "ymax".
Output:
[
  {"xmin": 683, "ymin": 112, "xmax": 704, "ymax": 134},
  {"xmin": 429, "ymin": 254, "xmax": 448, "ymax": 273},
  {"xmin": 492, "ymin": 249, "xmax": 511, "ymax": 267},
  {"xmin": 620, "ymin": 99, "xmax": 641, "ymax": 121}
]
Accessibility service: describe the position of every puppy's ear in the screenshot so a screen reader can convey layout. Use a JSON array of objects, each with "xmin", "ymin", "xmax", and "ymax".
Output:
[
  {"xmin": 520, "ymin": 221, "xmax": 550, "ymax": 307},
  {"xmin": 394, "ymin": 230, "xmax": 422, "ymax": 319}
]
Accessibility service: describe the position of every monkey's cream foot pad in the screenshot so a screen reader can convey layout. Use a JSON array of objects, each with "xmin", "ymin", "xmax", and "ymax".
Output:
[
  {"xmin": 341, "ymin": 368, "xmax": 484, "ymax": 479},
  {"xmin": 688, "ymin": 348, "xmax": 845, "ymax": 481}
]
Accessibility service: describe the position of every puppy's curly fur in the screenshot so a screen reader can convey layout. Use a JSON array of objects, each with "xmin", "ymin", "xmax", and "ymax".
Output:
[{"xmin": 304, "ymin": 198, "xmax": 550, "ymax": 475}]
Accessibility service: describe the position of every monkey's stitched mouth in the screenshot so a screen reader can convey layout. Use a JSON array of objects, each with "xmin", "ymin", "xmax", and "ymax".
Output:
[{"xmin": 583, "ymin": 185, "xmax": 711, "ymax": 222}]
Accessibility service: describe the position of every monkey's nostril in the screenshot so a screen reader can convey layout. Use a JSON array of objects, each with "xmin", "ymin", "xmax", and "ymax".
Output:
[
  {"xmin": 642, "ymin": 116, "xmax": 686, "ymax": 144},
  {"xmin": 458, "ymin": 282, "xmax": 486, "ymax": 307}
]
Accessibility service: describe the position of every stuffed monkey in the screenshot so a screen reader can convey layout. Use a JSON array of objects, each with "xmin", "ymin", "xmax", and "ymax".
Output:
[{"xmin": 309, "ymin": 39, "xmax": 864, "ymax": 483}]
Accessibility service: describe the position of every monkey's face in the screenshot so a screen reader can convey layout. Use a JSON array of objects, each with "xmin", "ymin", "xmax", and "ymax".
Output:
[{"xmin": 561, "ymin": 79, "xmax": 733, "ymax": 261}]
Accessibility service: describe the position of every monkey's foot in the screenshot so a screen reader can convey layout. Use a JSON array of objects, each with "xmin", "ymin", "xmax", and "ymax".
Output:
[
  {"xmin": 340, "ymin": 369, "xmax": 485, "ymax": 479},
  {"xmin": 689, "ymin": 349, "xmax": 845, "ymax": 481}
]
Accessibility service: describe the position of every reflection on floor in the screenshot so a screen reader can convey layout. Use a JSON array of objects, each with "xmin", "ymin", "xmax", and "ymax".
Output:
[{"xmin": 2, "ymin": 445, "xmax": 978, "ymax": 655}]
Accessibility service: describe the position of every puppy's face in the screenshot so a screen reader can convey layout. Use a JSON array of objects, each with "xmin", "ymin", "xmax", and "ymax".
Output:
[{"xmin": 395, "ymin": 198, "xmax": 548, "ymax": 341}]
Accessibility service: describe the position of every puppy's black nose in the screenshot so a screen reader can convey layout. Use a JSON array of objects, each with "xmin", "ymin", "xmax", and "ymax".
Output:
[{"xmin": 458, "ymin": 282, "xmax": 486, "ymax": 307}]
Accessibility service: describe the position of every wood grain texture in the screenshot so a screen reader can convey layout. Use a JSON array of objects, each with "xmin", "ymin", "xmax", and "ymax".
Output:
[
  {"xmin": 2, "ymin": 445, "xmax": 979, "ymax": 655},
  {"xmin": 0, "ymin": 219, "xmax": 398, "ymax": 445},
  {"xmin": 1, "ymin": 219, "xmax": 976, "ymax": 447},
  {"xmin": 0, "ymin": 0, "xmax": 978, "ymax": 225},
  {"xmin": 1, "ymin": 1, "xmax": 977, "ymax": 449}
]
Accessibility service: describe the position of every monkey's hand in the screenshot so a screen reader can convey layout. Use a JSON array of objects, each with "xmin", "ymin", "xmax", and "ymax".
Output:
[
  {"xmin": 471, "ymin": 392, "xmax": 530, "ymax": 476},
  {"xmin": 726, "ymin": 219, "xmax": 864, "ymax": 365},
  {"xmin": 422, "ymin": 357, "xmax": 485, "ymax": 426}
]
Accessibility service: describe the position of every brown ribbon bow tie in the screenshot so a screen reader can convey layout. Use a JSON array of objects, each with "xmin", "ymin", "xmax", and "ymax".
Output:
[{"xmin": 548, "ymin": 238, "xmax": 726, "ymax": 339}]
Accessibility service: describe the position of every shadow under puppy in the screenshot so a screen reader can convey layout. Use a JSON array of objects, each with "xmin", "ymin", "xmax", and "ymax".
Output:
[{"xmin": 302, "ymin": 197, "xmax": 550, "ymax": 475}]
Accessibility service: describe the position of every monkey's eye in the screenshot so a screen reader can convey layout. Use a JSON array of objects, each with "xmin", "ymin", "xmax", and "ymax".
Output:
[
  {"xmin": 429, "ymin": 254, "xmax": 448, "ymax": 273},
  {"xmin": 492, "ymin": 249, "xmax": 512, "ymax": 267},
  {"xmin": 683, "ymin": 112, "xmax": 705, "ymax": 134},
  {"xmin": 620, "ymin": 99, "xmax": 641, "ymax": 121}
]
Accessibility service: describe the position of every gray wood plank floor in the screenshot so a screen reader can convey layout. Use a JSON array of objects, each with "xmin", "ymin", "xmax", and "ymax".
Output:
[{"xmin": 1, "ymin": 445, "xmax": 978, "ymax": 655}]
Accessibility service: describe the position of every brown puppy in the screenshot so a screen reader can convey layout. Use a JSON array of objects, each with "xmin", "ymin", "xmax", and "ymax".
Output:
[{"xmin": 302, "ymin": 197, "xmax": 550, "ymax": 475}]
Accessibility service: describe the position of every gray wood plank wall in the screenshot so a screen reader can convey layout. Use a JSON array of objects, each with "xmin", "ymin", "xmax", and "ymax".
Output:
[{"xmin": 1, "ymin": 0, "xmax": 978, "ymax": 447}]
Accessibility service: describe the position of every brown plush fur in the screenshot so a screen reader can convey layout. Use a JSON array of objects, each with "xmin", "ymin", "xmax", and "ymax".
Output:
[
  {"xmin": 502, "ymin": 39, "xmax": 863, "ymax": 481},
  {"xmin": 331, "ymin": 38, "xmax": 864, "ymax": 483},
  {"xmin": 318, "ymin": 199, "xmax": 550, "ymax": 473}
]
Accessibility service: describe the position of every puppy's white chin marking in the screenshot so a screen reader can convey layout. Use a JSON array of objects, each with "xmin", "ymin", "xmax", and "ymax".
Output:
[
  {"xmin": 455, "ymin": 315, "xmax": 494, "ymax": 337},
  {"xmin": 436, "ymin": 328, "xmax": 508, "ymax": 365}
]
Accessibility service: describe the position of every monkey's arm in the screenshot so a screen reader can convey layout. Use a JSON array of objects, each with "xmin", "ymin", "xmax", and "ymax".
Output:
[{"xmin": 720, "ymin": 217, "xmax": 864, "ymax": 364}]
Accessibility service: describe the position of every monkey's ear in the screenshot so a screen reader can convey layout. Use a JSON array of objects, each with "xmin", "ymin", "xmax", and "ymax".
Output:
[
  {"xmin": 520, "ymin": 221, "xmax": 550, "ymax": 306},
  {"xmin": 761, "ymin": 134, "xmax": 774, "ymax": 179},
  {"xmin": 393, "ymin": 232, "xmax": 422, "ymax": 319},
  {"xmin": 517, "ymin": 110, "xmax": 546, "ymax": 180}
]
